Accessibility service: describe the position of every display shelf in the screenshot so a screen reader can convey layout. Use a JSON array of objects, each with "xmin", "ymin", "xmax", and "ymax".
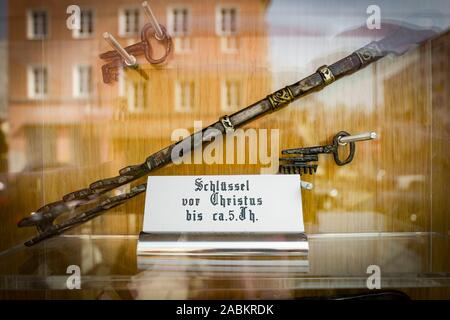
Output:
[{"xmin": 0, "ymin": 232, "xmax": 448, "ymax": 298}]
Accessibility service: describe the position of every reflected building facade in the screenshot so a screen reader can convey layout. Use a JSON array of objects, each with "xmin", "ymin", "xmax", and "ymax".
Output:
[{"xmin": 7, "ymin": 0, "xmax": 271, "ymax": 172}]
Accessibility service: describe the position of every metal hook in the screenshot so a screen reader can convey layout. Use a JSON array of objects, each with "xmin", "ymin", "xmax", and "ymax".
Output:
[
  {"xmin": 103, "ymin": 32, "xmax": 137, "ymax": 67},
  {"xmin": 142, "ymin": 1, "xmax": 165, "ymax": 40},
  {"xmin": 338, "ymin": 132, "xmax": 377, "ymax": 146},
  {"xmin": 300, "ymin": 181, "xmax": 313, "ymax": 190}
]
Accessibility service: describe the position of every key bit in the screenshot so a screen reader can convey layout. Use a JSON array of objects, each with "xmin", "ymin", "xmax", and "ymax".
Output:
[
  {"xmin": 279, "ymin": 164, "xmax": 318, "ymax": 175},
  {"xmin": 17, "ymin": 201, "xmax": 66, "ymax": 230},
  {"xmin": 23, "ymin": 183, "xmax": 148, "ymax": 247},
  {"xmin": 17, "ymin": 199, "xmax": 81, "ymax": 233},
  {"xmin": 279, "ymin": 155, "xmax": 319, "ymax": 163}
]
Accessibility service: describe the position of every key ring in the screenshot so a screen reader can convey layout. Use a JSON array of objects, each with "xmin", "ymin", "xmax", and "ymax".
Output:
[
  {"xmin": 333, "ymin": 131, "xmax": 355, "ymax": 166},
  {"xmin": 141, "ymin": 23, "xmax": 172, "ymax": 64}
]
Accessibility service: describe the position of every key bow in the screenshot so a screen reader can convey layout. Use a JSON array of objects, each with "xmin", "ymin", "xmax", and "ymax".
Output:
[{"xmin": 99, "ymin": 23, "xmax": 172, "ymax": 84}]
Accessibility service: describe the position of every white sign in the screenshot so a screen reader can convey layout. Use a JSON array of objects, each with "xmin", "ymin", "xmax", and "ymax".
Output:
[{"xmin": 142, "ymin": 175, "xmax": 304, "ymax": 233}]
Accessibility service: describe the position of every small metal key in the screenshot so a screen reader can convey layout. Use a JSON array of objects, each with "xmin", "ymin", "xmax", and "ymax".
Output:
[
  {"xmin": 100, "ymin": 23, "xmax": 172, "ymax": 83},
  {"xmin": 279, "ymin": 131, "xmax": 377, "ymax": 174}
]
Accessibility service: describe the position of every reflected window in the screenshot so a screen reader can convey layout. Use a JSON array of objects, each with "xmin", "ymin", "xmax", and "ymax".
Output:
[
  {"xmin": 73, "ymin": 9, "xmax": 93, "ymax": 38},
  {"xmin": 119, "ymin": 8, "xmax": 140, "ymax": 36},
  {"xmin": 221, "ymin": 80, "xmax": 241, "ymax": 111},
  {"xmin": 175, "ymin": 80, "xmax": 195, "ymax": 112},
  {"xmin": 218, "ymin": 7, "xmax": 237, "ymax": 35},
  {"xmin": 73, "ymin": 65, "xmax": 92, "ymax": 98},
  {"xmin": 27, "ymin": 66, "xmax": 48, "ymax": 99},
  {"xmin": 127, "ymin": 80, "xmax": 148, "ymax": 112},
  {"xmin": 169, "ymin": 7, "xmax": 189, "ymax": 36},
  {"xmin": 216, "ymin": 6, "xmax": 238, "ymax": 52},
  {"xmin": 27, "ymin": 9, "xmax": 48, "ymax": 39},
  {"xmin": 168, "ymin": 7, "xmax": 191, "ymax": 52}
]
